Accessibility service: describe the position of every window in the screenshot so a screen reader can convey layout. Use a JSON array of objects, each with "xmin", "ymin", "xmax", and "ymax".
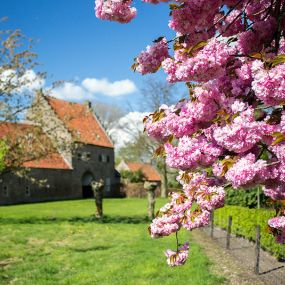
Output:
[
  {"xmin": 79, "ymin": 152, "xmax": 91, "ymax": 161},
  {"xmin": 82, "ymin": 152, "xmax": 91, "ymax": 161},
  {"xmin": 25, "ymin": 186, "xmax": 30, "ymax": 197},
  {"xmin": 2, "ymin": 185, "xmax": 8, "ymax": 197},
  {"xmin": 105, "ymin": 178, "xmax": 111, "ymax": 193},
  {"xmin": 99, "ymin": 154, "xmax": 108, "ymax": 163},
  {"xmin": 102, "ymin": 155, "xmax": 107, "ymax": 163}
]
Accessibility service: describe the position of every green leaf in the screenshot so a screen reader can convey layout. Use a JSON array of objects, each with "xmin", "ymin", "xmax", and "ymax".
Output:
[
  {"xmin": 154, "ymin": 145, "xmax": 165, "ymax": 157},
  {"xmin": 131, "ymin": 62, "xmax": 138, "ymax": 72},
  {"xmin": 191, "ymin": 41, "xmax": 208, "ymax": 52},
  {"xmin": 270, "ymin": 54, "xmax": 285, "ymax": 67},
  {"xmin": 169, "ymin": 3, "xmax": 184, "ymax": 10},
  {"xmin": 272, "ymin": 133, "xmax": 285, "ymax": 146},
  {"xmin": 249, "ymin": 52, "xmax": 263, "ymax": 59}
]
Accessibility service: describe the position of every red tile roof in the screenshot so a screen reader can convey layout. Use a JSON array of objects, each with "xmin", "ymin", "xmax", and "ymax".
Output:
[
  {"xmin": 46, "ymin": 96, "xmax": 113, "ymax": 148},
  {"xmin": 23, "ymin": 153, "xmax": 71, "ymax": 170},
  {"xmin": 0, "ymin": 122, "xmax": 71, "ymax": 170},
  {"xmin": 127, "ymin": 162, "xmax": 161, "ymax": 181}
]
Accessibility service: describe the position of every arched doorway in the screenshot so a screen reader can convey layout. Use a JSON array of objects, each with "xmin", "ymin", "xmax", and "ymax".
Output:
[{"xmin": 82, "ymin": 171, "xmax": 94, "ymax": 198}]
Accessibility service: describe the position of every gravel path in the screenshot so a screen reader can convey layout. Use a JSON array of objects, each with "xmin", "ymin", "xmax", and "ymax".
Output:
[{"xmin": 191, "ymin": 227, "xmax": 285, "ymax": 285}]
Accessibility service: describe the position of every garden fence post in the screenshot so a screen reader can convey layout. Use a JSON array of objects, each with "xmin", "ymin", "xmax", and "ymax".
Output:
[
  {"xmin": 210, "ymin": 211, "xmax": 214, "ymax": 238},
  {"xmin": 226, "ymin": 216, "xmax": 232, "ymax": 249},
  {"xmin": 254, "ymin": 225, "xmax": 261, "ymax": 274},
  {"xmin": 257, "ymin": 186, "xmax": 261, "ymax": 209}
]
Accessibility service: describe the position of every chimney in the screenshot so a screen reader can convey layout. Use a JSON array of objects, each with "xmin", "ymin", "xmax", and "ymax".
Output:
[{"xmin": 85, "ymin": 101, "xmax": 92, "ymax": 109}]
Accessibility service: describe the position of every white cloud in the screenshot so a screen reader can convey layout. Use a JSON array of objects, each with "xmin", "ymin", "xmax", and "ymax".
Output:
[
  {"xmin": 50, "ymin": 82, "xmax": 93, "ymax": 102},
  {"xmin": 20, "ymin": 70, "xmax": 45, "ymax": 91},
  {"xmin": 109, "ymin": 112, "xmax": 148, "ymax": 149},
  {"xmin": 82, "ymin": 78, "xmax": 137, "ymax": 97},
  {"xmin": 0, "ymin": 69, "xmax": 45, "ymax": 93},
  {"xmin": 50, "ymin": 77, "xmax": 137, "ymax": 102}
]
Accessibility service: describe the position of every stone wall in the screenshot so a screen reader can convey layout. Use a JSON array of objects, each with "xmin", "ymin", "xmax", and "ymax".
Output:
[
  {"xmin": 0, "ymin": 168, "xmax": 75, "ymax": 205},
  {"xmin": 72, "ymin": 144, "xmax": 118, "ymax": 198},
  {"xmin": 26, "ymin": 93, "xmax": 73, "ymax": 165},
  {"xmin": 123, "ymin": 182, "xmax": 161, "ymax": 198},
  {"xmin": 0, "ymin": 144, "xmax": 120, "ymax": 205}
]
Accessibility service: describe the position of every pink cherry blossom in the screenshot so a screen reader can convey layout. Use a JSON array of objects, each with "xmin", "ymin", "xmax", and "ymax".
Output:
[
  {"xmin": 95, "ymin": 0, "xmax": 136, "ymax": 23},
  {"xmin": 165, "ymin": 242, "xmax": 190, "ymax": 267},
  {"xmin": 135, "ymin": 38, "xmax": 169, "ymax": 74},
  {"xmin": 95, "ymin": 0, "xmax": 285, "ymax": 263}
]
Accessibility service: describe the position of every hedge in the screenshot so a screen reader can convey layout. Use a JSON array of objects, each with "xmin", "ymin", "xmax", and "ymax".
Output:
[
  {"xmin": 225, "ymin": 187, "xmax": 267, "ymax": 208},
  {"xmin": 214, "ymin": 206, "xmax": 285, "ymax": 259}
]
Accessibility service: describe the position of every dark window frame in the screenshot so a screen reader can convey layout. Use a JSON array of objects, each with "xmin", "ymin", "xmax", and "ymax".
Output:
[
  {"xmin": 3, "ymin": 185, "xmax": 8, "ymax": 197},
  {"xmin": 25, "ymin": 186, "xmax": 30, "ymax": 197}
]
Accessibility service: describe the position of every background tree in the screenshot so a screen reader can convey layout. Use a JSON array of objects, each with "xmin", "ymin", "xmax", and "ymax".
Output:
[
  {"xmin": 0, "ymin": 20, "xmax": 68, "ymax": 176},
  {"xmin": 0, "ymin": 19, "xmax": 46, "ymax": 122},
  {"xmin": 92, "ymin": 101, "xmax": 126, "ymax": 137},
  {"xmin": 140, "ymin": 78, "xmax": 182, "ymax": 198},
  {"xmin": 139, "ymin": 78, "xmax": 178, "ymax": 112}
]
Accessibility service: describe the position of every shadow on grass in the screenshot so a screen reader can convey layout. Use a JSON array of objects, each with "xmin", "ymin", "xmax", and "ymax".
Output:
[
  {"xmin": 0, "ymin": 215, "xmax": 150, "ymax": 225},
  {"xmin": 259, "ymin": 265, "xmax": 284, "ymax": 275},
  {"xmin": 70, "ymin": 245, "xmax": 112, "ymax": 252}
]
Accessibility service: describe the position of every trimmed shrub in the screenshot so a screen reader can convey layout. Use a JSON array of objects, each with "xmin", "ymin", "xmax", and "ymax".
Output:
[
  {"xmin": 214, "ymin": 206, "xmax": 285, "ymax": 259},
  {"xmin": 225, "ymin": 187, "xmax": 267, "ymax": 208}
]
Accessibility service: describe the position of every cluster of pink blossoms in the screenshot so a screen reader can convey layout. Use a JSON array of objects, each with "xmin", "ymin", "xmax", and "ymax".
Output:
[
  {"xmin": 134, "ymin": 38, "xmax": 169, "ymax": 75},
  {"xmin": 162, "ymin": 39, "xmax": 234, "ymax": 83},
  {"xmin": 95, "ymin": 0, "xmax": 285, "ymax": 266},
  {"xmin": 168, "ymin": 1, "xmax": 221, "ymax": 35},
  {"xmin": 150, "ymin": 173, "xmax": 224, "ymax": 265},
  {"xmin": 95, "ymin": 0, "xmax": 136, "ymax": 23},
  {"xmin": 268, "ymin": 216, "xmax": 285, "ymax": 244},
  {"xmin": 212, "ymin": 107, "xmax": 275, "ymax": 153},
  {"xmin": 145, "ymin": 84, "xmax": 226, "ymax": 140},
  {"xmin": 164, "ymin": 135, "xmax": 223, "ymax": 170},
  {"xmin": 165, "ymin": 242, "xmax": 189, "ymax": 267},
  {"xmin": 224, "ymin": 154, "xmax": 268, "ymax": 189},
  {"xmin": 252, "ymin": 61, "xmax": 285, "ymax": 106}
]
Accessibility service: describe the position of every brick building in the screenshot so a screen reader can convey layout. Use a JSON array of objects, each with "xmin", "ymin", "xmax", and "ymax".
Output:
[{"xmin": 0, "ymin": 93, "xmax": 120, "ymax": 205}]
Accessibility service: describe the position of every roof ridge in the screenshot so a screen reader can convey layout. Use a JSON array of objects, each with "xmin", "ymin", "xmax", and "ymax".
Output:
[{"xmin": 45, "ymin": 95, "xmax": 86, "ymax": 107}]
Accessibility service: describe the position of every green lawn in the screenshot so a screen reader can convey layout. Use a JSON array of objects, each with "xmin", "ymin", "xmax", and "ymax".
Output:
[{"xmin": 0, "ymin": 198, "xmax": 224, "ymax": 285}]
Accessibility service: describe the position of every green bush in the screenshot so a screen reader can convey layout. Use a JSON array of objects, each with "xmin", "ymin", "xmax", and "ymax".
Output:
[
  {"xmin": 168, "ymin": 179, "xmax": 180, "ymax": 188},
  {"xmin": 225, "ymin": 187, "xmax": 267, "ymax": 208},
  {"xmin": 214, "ymin": 206, "xmax": 285, "ymax": 259},
  {"xmin": 120, "ymin": 169, "xmax": 144, "ymax": 183}
]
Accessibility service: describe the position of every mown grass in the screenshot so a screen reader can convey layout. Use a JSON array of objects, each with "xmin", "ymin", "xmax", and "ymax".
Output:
[{"xmin": 0, "ymin": 198, "xmax": 225, "ymax": 285}]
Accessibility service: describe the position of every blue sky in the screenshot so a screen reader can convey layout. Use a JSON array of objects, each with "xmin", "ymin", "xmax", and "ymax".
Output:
[{"xmin": 2, "ymin": 0, "xmax": 184, "ymax": 111}]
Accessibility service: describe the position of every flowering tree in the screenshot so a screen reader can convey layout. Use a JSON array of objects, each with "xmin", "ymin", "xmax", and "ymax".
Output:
[{"xmin": 95, "ymin": 0, "xmax": 285, "ymax": 266}]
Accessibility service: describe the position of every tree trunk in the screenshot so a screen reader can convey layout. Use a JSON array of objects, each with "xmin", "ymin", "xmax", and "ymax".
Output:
[
  {"xmin": 147, "ymin": 189, "xmax": 155, "ymax": 220},
  {"xmin": 91, "ymin": 180, "xmax": 104, "ymax": 219},
  {"xmin": 94, "ymin": 190, "xmax": 103, "ymax": 218},
  {"xmin": 160, "ymin": 159, "xmax": 168, "ymax": 198}
]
